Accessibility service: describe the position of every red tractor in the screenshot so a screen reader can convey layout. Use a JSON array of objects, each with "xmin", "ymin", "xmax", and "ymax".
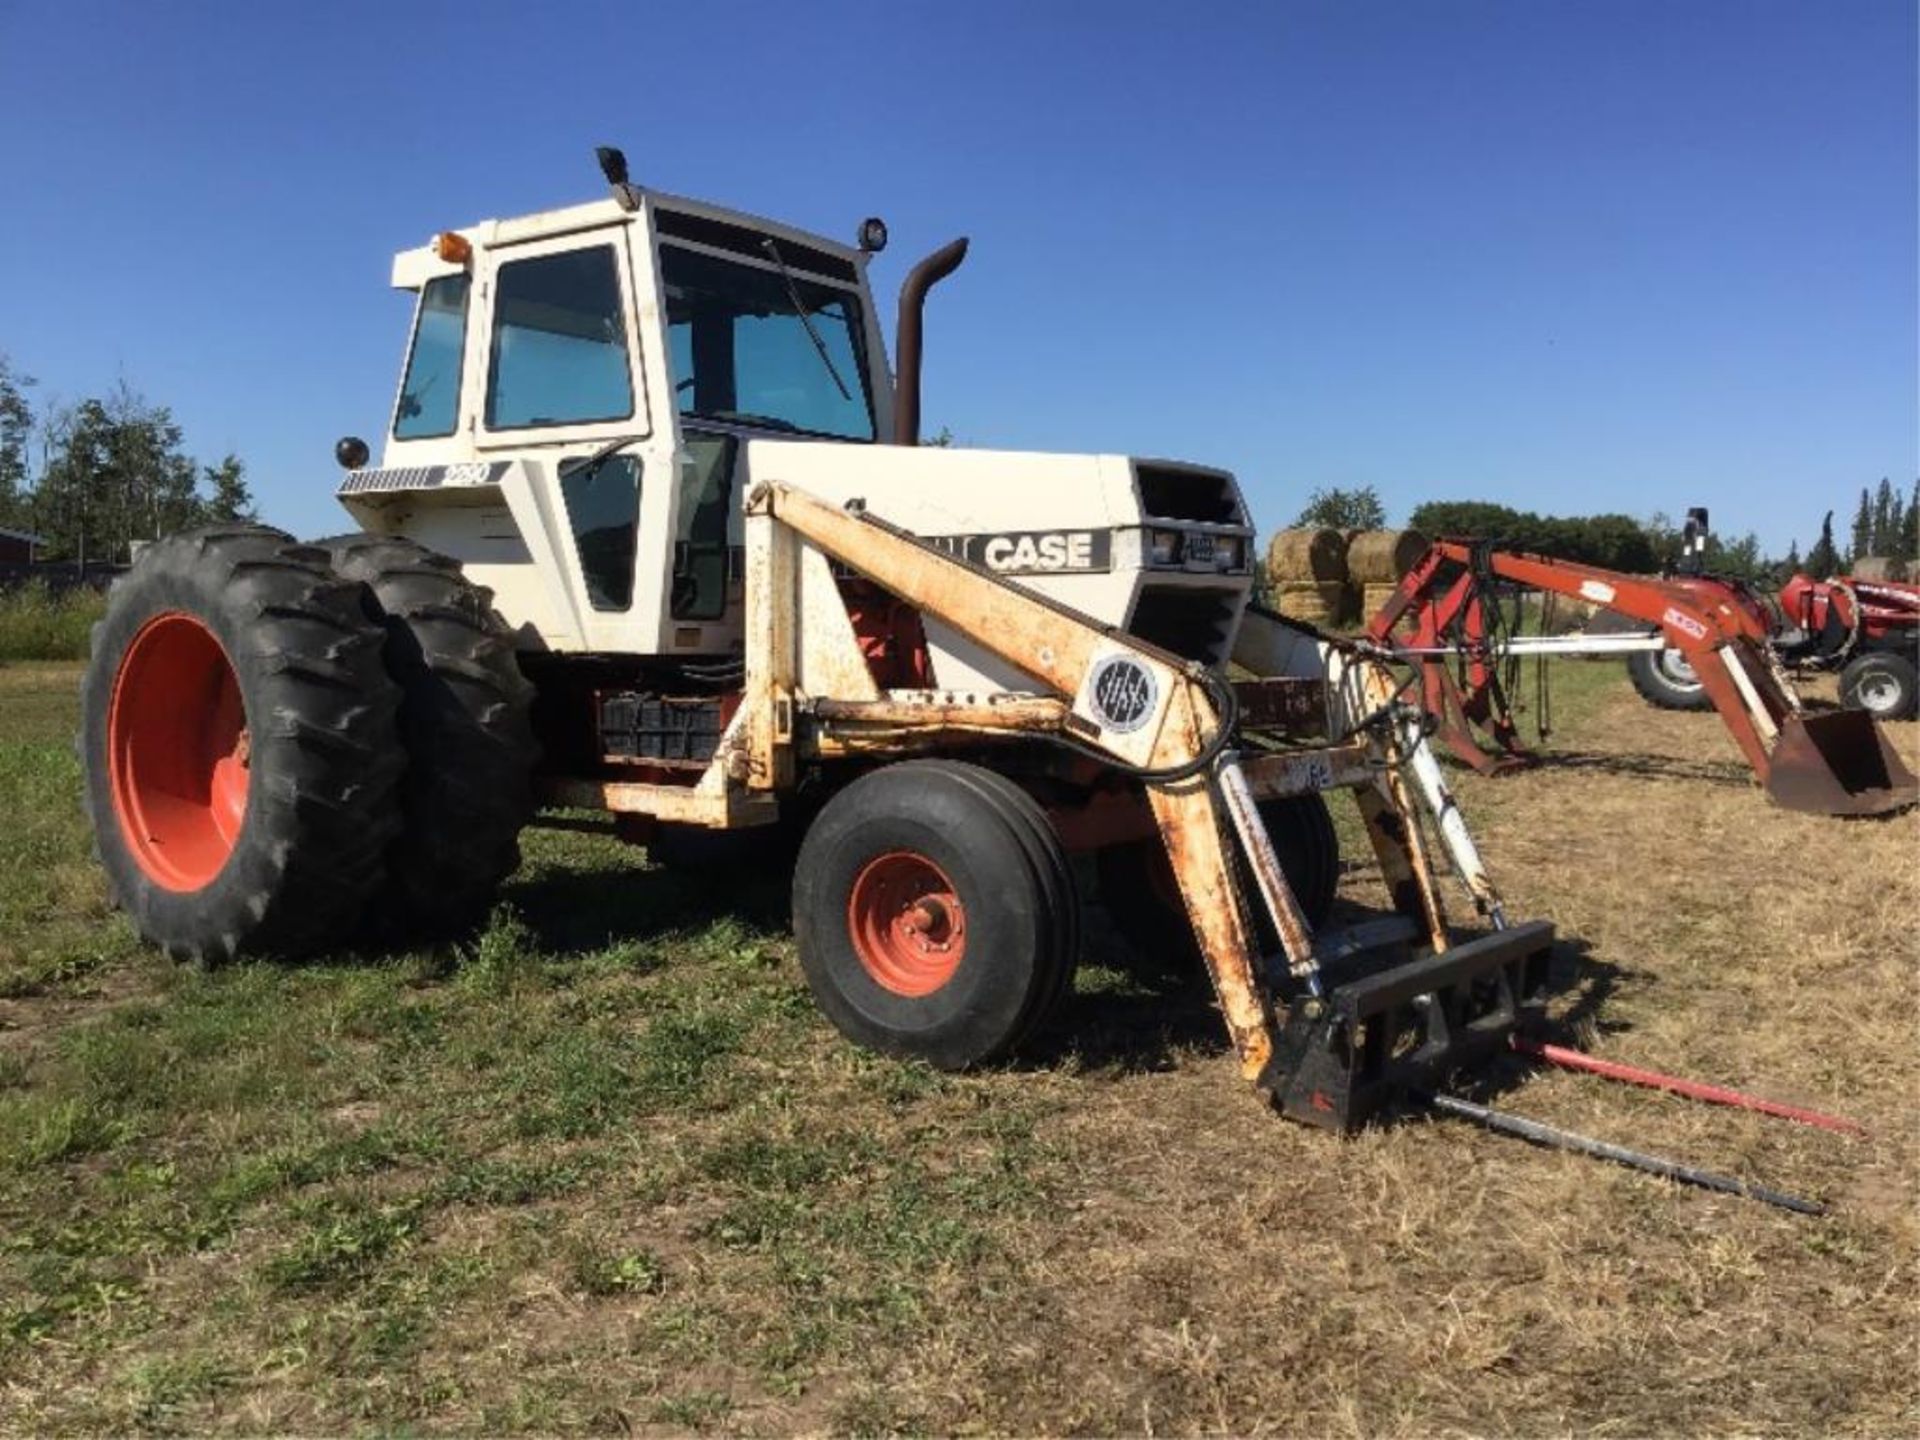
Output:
[
  {"xmin": 1630, "ymin": 572, "xmax": 1919, "ymax": 721},
  {"xmin": 1365, "ymin": 508, "xmax": 1917, "ymax": 814}
]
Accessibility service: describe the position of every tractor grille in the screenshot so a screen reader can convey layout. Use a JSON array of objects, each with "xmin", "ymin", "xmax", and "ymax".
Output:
[
  {"xmin": 1134, "ymin": 463, "xmax": 1244, "ymax": 525},
  {"xmin": 1126, "ymin": 587, "xmax": 1240, "ymax": 666}
]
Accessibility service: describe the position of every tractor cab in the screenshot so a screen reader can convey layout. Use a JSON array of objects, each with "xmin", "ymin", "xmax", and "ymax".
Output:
[
  {"xmin": 337, "ymin": 151, "xmax": 1258, "ymax": 689},
  {"xmin": 349, "ymin": 164, "xmax": 896, "ymax": 660}
]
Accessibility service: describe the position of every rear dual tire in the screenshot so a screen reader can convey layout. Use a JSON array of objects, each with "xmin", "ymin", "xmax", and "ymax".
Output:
[
  {"xmin": 80, "ymin": 527, "xmax": 406, "ymax": 964},
  {"xmin": 319, "ymin": 534, "xmax": 538, "ymax": 940},
  {"xmin": 81, "ymin": 528, "xmax": 536, "ymax": 964}
]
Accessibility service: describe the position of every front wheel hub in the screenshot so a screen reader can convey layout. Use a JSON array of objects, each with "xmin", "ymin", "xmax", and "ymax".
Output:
[{"xmin": 847, "ymin": 851, "xmax": 968, "ymax": 996}]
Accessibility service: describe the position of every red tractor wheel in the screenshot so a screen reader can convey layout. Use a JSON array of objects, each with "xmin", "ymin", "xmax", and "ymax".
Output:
[
  {"xmin": 846, "ymin": 851, "xmax": 970, "ymax": 998},
  {"xmin": 106, "ymin": 613, "xmax": 251, "ymax": 892},
  {"xmin": 80, "ymin": 528, "xmax": 404, "ymax": 964}
]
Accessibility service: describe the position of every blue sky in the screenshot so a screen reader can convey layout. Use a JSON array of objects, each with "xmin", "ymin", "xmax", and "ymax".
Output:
[{"xmin": 1, "ymin": 0, "xmax": 1912, "ymax": 556}]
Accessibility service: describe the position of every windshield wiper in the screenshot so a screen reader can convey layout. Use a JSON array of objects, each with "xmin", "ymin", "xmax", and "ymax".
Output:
[{"xmin": 759, "ymin": 237, "xmax": 853, "ymax": 402}]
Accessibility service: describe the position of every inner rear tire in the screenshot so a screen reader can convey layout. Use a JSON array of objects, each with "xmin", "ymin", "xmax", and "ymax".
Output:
[
  {"xmin": 1839, "ymin": 650, "xmax": 1918, "ymax": 720},
  {"xmin": 1627, "ymin": 647, "xmax": 1712, "ymax": 711},
  {"xmin": 318, "ymin": 534, "xmax": 538, "ymax": 940},
  {"xmin": 792, "ymin": 760, "xmax": 1071, "ymax": 1070},
  {"xmin": 80, "ymin": 526, "xmax": 404, "ymax": 964}
]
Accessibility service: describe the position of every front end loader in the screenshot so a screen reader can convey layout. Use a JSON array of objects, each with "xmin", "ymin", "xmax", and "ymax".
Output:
[
  {"xmin": 78, "ymin": 149, "xmax": 1555, "ymax": 1131},
  {"xmin": 1368, "ymin": 538, "xmax": 1918, "ymax": 816}
]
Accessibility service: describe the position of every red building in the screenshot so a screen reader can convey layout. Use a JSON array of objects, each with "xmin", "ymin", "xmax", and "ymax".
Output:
[{"xmin": 0, "ymin": 528, "xmax": 43, "ymax": 563}]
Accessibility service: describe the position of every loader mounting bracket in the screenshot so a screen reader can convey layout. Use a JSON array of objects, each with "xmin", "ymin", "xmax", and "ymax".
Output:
[{"xmin": 1261, "ymin": 920, "xmax": 1556, "ymax": 1132}]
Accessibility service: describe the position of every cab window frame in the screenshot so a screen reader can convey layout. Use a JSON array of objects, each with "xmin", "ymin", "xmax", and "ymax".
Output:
[
  {"xmin": 482, "ymin": 240, "xmax": 640, "ymax": 435},
  {"xmin": 391, "ymin": 271, "xmax": 470, "ymax": 442},
  {"xmin": 657, "ymin": 239, "xmax": 879, "ymax": 444}
]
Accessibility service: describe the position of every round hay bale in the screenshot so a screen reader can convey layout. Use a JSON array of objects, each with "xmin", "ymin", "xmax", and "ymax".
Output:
[
  {"xmin": 1274, "ymin": 580, "xmax": 1350, "ymax": 627},
  {"xmin": 1360, "ymin": 583, "xmax": 1404, "ymax": 622},
  {"xmin": 1266, "ymin": 528, "xmax": 1348, "ymax": 583},
  {"xmin": 1851, "ymin": 556, "xmax": 1910, "ymax": 582},
  {"xmin": 1346, "ymin": 529, "xmax": 1429, "ymax": 585}
]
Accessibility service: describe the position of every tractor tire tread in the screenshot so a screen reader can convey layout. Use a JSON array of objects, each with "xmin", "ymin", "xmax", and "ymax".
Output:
[
  {"xmin": 316, "ymin": 532, "xmax": 538, "ymax": 941},
  {"xmin": 79, "ymin": 525, "xmax": 405, "ymax": 963}
]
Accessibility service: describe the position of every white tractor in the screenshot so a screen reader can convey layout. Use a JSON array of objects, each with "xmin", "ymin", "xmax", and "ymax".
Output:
[{"xmin": 80, "ymin": 149, "xmax": 1553, "ymax": 1128}]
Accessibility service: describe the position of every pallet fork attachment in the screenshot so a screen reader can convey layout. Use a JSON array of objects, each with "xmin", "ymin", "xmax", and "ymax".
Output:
[
  {"xmin": 1369, "ymin": 542, "xmax": 1918, "ymax": 816},
  {"xmin": 747, "ymin": 482, "xmax": 1556, "ymax": 1130}
]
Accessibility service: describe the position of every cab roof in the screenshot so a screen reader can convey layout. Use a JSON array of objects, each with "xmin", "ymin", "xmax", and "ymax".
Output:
[{"xmin": 391, "ymin": 188, "xmax": 872, "ymax": 291}]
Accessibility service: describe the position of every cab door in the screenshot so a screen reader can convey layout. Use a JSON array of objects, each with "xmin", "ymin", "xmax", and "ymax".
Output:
[{"xmin": 472, "ymin": 224, "xmax": 675, "ymax": 654}]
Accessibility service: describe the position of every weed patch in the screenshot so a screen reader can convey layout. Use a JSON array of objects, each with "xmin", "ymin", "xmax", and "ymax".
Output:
[{"xmin": 0, "ymin": 582, "xmax": 102, "ymax": 662}]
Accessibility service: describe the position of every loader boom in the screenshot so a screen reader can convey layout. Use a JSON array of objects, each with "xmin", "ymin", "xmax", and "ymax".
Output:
[
  {"xmin": 1369, "ymin": 540, "xmax": 1918, "ymax": 815},
  {"xmin": 733, "ymin": 482, "xmax": 1553, "ymax": 1121}
]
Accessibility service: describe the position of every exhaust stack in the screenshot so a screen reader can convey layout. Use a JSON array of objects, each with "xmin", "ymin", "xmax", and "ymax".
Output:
[{"xmin": 892, "ymin": 237, "xmax": 969, "ymax": 446}]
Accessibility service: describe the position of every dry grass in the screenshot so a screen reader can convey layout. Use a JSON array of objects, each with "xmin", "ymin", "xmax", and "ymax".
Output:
[{"xmin": 0, "ymin": 661, "xmax": 1915, "ymax": 1434}]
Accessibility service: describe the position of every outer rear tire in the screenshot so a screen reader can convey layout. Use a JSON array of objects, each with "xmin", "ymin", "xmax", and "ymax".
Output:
[
  {"xmin": 79, "ymin": 526, "xmax": 404, "ymax": 964},
  {"xmin": 1627, "ymin": 647, "xmax": 1712, "ymax": 711},
  {"xmin": 318, "ymin": 534, "xmax": 538, "ymax": 940},
  {"xmin": 1839, "ymin": 650, "xmax": 1918, "ymax": 720},
  {"xmin": 792, "ymin": 760, "xmax": 1071, "ymax": 1070}
]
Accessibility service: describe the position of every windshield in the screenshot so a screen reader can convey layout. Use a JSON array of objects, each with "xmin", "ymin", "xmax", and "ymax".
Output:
[{"xmin": 660, "ymin": 243, "xmax": 875, "ymax": 441}]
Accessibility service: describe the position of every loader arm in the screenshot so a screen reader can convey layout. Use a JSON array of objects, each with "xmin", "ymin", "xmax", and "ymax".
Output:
[
  {"xmin": 746, "ymin": 482, "xmax": 1555, "ymax": 1126},
  {"xmin": 1368, "ymin": 540, "xmax": 1918, "ymax": 815}
]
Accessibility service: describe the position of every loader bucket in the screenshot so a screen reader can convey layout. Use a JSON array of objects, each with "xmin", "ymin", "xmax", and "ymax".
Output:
[
  {"xmin": 1261, "ymin": 920, "xmax": 1555, "ymax": 1132},
  {"xmin": 1765, "ymin": 709, "xmax": 1919, "ymax": 817}
]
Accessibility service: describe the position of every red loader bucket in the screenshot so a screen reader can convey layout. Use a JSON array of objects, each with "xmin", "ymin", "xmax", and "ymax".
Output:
[{"xmin": 1765, "ymin": 709, "xmax": 1919, "ymax": 817}]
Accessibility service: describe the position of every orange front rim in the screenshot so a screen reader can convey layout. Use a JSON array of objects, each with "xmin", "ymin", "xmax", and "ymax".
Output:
[
  {"xmin": 847, "ymin": 851, "xmax": 967, "ymax": 997},
  {"xmin": 107, "ymin": 612, "xmax": 250, "ymax": 892}
]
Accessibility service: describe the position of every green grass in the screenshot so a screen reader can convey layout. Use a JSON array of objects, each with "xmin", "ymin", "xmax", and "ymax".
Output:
[
  {"xmin": 0, "ymin": 658, "xmax": 1912, "ymax": 1435},
  {"xmin": 0, "ymin": 582, "xmax": 103, "ymax": 662},
  {"xmin": 0, "ymin": 662, "xmax": 1065, "ymax": 1430}
]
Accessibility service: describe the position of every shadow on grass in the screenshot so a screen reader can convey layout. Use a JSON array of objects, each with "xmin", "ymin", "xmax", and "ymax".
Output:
[
  {"xmin": 1034, "ymin": 925, "xmax": 1635, "ymax": 1136},
  {"xmin": 501, "ymin": 856, "xmax": 792, "ymax": 958},
  {"xmin": 1034, "ymin": 918, "xmax": 1627, "ymax": 1103},
  {"xmin": 1523, "ymin": 749, "xmax": 1753, "ymax": 787}
]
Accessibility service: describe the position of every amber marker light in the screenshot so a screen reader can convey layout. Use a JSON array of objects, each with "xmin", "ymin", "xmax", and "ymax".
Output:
[{"xmin": 432, "ymin": 231, "xmax": 473, "ymax": 265}]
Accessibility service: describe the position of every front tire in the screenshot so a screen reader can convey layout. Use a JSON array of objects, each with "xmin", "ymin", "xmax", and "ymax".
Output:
[
  {"xmin": 80, "ymin": 527, "xmax": 404, "ymax": 964},
  {"xmin": 1839, "ymin": 650, "xmax": 1918, "ymax": 720},
  {"xmin": 1096, "ymin": 792, "xmax": 1339, "ymax": 973},
  {"xmin": 791, "ymin": 760, "xmax": 1072, "ymax": 1069},
  {"xmin": 319, "ymin": 534, "xmax": 538, "ymax": 940},
  {"xmin": 1627, "ymin": 647, "xmax": 1712, "ymax": 711}
]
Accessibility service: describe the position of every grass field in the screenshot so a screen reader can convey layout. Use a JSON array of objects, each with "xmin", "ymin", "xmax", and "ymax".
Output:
[{"xmin": 1, "ymin": 655, "xmax": 1915, "ymax": 1434}]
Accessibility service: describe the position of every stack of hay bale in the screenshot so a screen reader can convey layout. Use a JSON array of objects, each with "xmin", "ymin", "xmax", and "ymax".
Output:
[
  {"xmin": 1264, "ymin": 528, "xmax": 1350, "ymax": 626},
  {"xmin": 1346, "ymin": 529, "xmax": 1429, "ymax": 624}
]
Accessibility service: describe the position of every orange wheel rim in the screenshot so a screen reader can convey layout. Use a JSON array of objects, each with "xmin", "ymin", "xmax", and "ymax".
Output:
[
  {"xmin": 847, "ymin": 851, "xmax": 967, "ymax": 996},
  {"xmin": 107, "ymin": 612, "xmax": 250, "ymax": 892}
]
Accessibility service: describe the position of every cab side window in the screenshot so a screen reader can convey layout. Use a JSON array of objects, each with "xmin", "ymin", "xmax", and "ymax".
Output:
[
  {"xmin": 562, "ymin": 454, "xmax": 642, "ymax": 612},
  {"xmin": 393, "ymin": 274, "xmax": 468, "ymax": 440},
  {"xmin": 486, "ymin": 246, "xmax": 634, "ymax": 430}
]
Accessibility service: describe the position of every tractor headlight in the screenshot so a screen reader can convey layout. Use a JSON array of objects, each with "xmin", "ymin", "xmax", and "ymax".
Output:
[
  {"xmin": 1217, "ymin": 536, "xmax": 1246, "ymax": 571},
  {"xmin": 1149, "ymin": 529, "xmax": 1183, "ymax": 566}
]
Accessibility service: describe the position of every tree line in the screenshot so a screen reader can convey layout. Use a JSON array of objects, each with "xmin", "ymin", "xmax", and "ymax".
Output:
[
  {"xmin": 1798, "ymin": 479, "xmax": 1920, "ymax": 578},
  {"xmin": 0, "ymin": 354, "xmax": 255, "ymax": 566},
  {"xmin": 1294, "ymin": 481, "xmax": 1919, "ymax": 583}
]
